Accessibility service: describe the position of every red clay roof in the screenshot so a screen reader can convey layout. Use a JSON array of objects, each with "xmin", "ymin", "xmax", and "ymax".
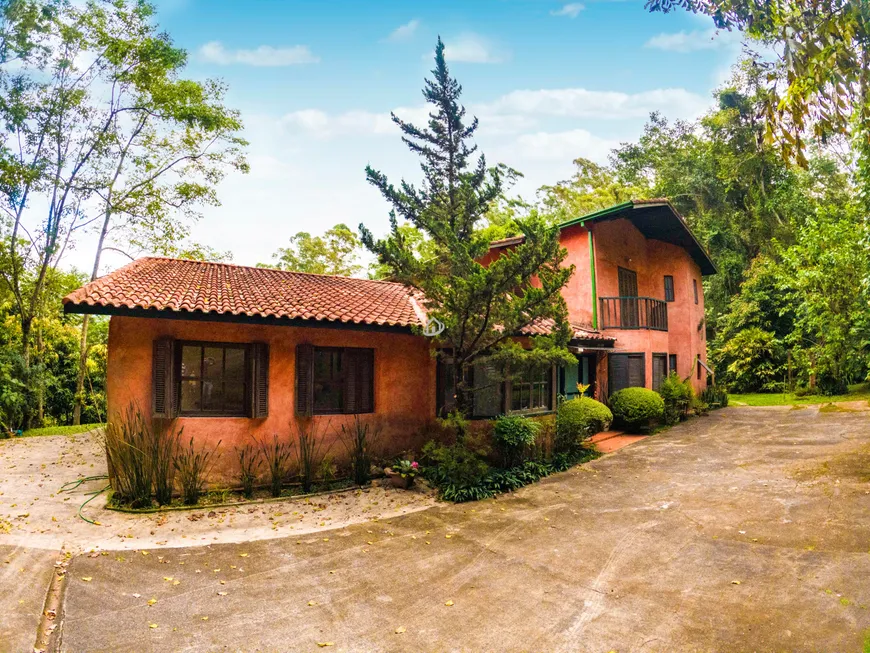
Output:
[
  {"xmin": 520, "ymin": 317, "xmax": 614, "ymax": 342},
  {"xmin": 64, "ymin": 256, "xmax": 614, "ymax": 343},
  {"xmin": 63, "ymin": 257, "xmax": 424, "ymax": 328}
]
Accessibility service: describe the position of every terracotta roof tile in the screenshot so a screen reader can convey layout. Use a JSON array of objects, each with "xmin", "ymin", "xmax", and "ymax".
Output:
[
  {"xmin": 63, "ymin": 257, "xmax": 423, "ymax": 329},
  {"xmin": 64, "ymin": 257, "xmax": 614, "ymax": 344}
]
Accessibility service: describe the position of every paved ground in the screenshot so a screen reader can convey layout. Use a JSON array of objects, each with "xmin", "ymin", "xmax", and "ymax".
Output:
[
  {"xmin": 0, "ymin": 432, "xmax": 435, "ymax": 552},
  {"xmin": 51, "ymin": 406, "xmax": 870, "ymax": 652},
  {"xmin": 0, "ymin": 544, "xmax": 58, "ymax": 653}
]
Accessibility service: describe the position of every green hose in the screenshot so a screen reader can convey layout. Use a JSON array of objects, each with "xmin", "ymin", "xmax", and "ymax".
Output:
[{"xmin": 60, "ymin": 475, "xmax": 110, "ymax": 525}]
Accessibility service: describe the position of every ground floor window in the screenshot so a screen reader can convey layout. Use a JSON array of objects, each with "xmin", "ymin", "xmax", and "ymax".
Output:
[
  {"xmin": 296, "ymin": 345, "xmax": 374, "ymax": 415},
  {"xmin": 508, "ymin": 366, "xmax": 553, "ymax": 413},
  {"xmin": 179, "ymin": 342, "xmax": 249, "ymax": 416},
  {"xmin": 652, "ymin": 353, "xmax": 667, "ymax": 390},
  {"xmin": 436, "ymin": 356, "xmax": 554, "ymax": 418},
  {"xmin": 608, "ymin": 353, "xmax": 645, "ymax": 394},
  {"xmin": 669, "ymin": 354, "xmax": 677, "ymax": 374}
]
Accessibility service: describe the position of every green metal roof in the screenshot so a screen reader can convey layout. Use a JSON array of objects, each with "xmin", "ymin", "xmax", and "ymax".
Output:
[{"xmin": 558, "ymin": 199, "xmax": 717, "ymax": 276}]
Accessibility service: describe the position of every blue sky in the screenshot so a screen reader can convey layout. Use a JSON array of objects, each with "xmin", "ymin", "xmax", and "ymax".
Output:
[{"xmin": 74, "ymin": 0, "xmax": 746, "ymax": 272}]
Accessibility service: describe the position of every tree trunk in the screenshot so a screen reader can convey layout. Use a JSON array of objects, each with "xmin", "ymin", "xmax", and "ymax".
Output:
[
  {"xmin": 73, "ymin": 206, "xmax": 112, "ymax": 424},
  {"xmin": 452, "ymin": 360, "xmax": 470, "ymax": 440},
  {"xmin": 72, "ymin": 313, "xmax": 90, "ymax": 425}
]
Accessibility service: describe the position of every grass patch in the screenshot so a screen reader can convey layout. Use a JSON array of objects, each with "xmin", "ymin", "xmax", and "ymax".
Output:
[
  {"xmin": 730, "ymin": 384, "xmax": 870, "ymax": 407},
  {"xmin": 21, "ymin": 423, "xmax": 105, "ymax": 438}
]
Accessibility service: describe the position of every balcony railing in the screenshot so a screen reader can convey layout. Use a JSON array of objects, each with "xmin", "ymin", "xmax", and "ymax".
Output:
[{"xmin": 599, "ymin": 296, "xmax": 668, "ymax": 331}]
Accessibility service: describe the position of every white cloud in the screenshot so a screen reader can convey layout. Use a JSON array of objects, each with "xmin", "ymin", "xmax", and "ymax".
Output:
[
  {"xmin": 198, "ymin": 41, "xmax": 319, "ymax": 66},
  {"xmin": 385, "ymin": 19, "xmax": 420, "ymax": 42},
  {"xmin": 551, "ymin": 3, "xmax": 585, "ymax": 18},
  {"xmin": 645, "ymin": 28, "xmax": 741, "ymax": 53},
  {"xmin": 481, "ymin": 87, "xmax": 709, "ymax": 121},
  {"xmin": 442, "ymin": 34, "xmax": 505, "ymax": 64},
  {"xmin": 504, "ymin": 129, "xmax": 618, "ymax": 163},
  {"xmin": 280, "ymin": 86, "xmax": 710, "ymax": 141}
]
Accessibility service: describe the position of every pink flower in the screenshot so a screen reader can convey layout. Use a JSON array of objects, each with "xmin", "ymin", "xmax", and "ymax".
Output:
[{"xmin": 411, "ymin": 461, "xmax": 419, "ymax": 469}]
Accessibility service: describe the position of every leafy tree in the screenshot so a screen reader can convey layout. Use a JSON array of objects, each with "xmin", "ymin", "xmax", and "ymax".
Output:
[
  {"xmin": 360, "ymin": 38, "xmax": 574, "ymax": 425},
  {"xmin": 0, "ymin": 1, "xmax": 247, "ymax": 424},
  {"xmin": 646, "ymin": 0, "xmax": 870, "ymax": 204},
  {"xmin": 263, "ymin": 223, "xmax": 362, "ymax": 276},
  {"xmin": 538, "ymin": 157, "xmax": 645, "ymax": 223}
]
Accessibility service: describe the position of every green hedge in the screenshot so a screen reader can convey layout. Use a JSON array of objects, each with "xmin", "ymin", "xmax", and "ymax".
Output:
[
  {"xmin": 658, "ymin": 373, "xmax": 694, "ymax": 425},
  {"xmin": 556, "ymin": 397, "xmax": 612, "ymax": 449},
  {"xmin": 431, "ymin": 447, "xmax": 600, "ymax": 503},
  {"xmin": 609, "ymin": 387, "xmax": 664, "ymax": 432}
]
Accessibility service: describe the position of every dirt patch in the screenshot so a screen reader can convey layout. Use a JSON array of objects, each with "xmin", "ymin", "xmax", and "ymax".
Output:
[
  {"xmin": 0, "ymin": 432, "xmax": 436, "ymax": 552},
  {"xmin": 791, "ymin": 442, "xmax": 870, "ymax": 484}
]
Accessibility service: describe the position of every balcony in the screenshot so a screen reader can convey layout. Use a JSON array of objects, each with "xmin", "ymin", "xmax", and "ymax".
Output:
[{"xmin": 598, "ymin": 296, "xmax": 668, "ymax": 331}]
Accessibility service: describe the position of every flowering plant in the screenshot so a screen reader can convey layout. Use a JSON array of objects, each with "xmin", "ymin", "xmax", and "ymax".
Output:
[{"xmin": 391, "ymin": 459, "xmax": 420, "ymax": 478}]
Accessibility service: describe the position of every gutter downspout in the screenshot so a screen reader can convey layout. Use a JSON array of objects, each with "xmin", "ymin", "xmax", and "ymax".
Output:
[{"xmin": 588, "ymin": 226, "xmax": 598, "ymax": 330}]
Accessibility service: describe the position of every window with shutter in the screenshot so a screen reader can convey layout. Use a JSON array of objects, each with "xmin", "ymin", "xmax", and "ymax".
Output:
[
  {"xmin": 296, "ymin": 343, "xmax": 314, "ymax": 415},
  {"xmin": 652, "ymin": 353, "xmax": 667, "ymax": 390},
  {"xmin": 664, "ymin": 275, "xmax": 675, "ymax": 302},
  {"xmin": 251, "ymin": 342, "xmax": 269, "ymax": 418},
  {"xmin": 152, "ymin": 338, "xmax": 176, "ymax": 418},
  {"xmin": 301, "ymin": 346, "xmax": 374, "ymax": 415},
  {"xmin": 609, "ymin": 353, "xmax": 646, "ymax": 393}
]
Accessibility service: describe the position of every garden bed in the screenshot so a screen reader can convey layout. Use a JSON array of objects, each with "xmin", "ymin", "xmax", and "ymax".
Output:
[{"xmin": 105, "ymin": 479, "xmax": 365, "ymax": 513}]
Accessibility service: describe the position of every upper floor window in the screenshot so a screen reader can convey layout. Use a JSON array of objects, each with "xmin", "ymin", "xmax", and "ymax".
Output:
[
  {"xmin": 179, "ymin": 342, "xmax": 248, "ymax": 416},
  {"xmin": 693, "ymin": 279, "xmax": 699, "ymax": 304},
  {"xmin": 664, "ymin": 275, "xmax": 675, "ymax": 302}
]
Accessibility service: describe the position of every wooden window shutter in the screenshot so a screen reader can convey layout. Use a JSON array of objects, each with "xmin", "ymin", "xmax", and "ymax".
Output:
[
  {"xmin": 152, "ymin": 338, "xmax": 176, "ymax": 418},
  {"xmin": 295, "ymin": 343, "xmax": 314, "ymax": 415},
  {"xmin": 628, "ymin": 354, "xmax": 645, "ymax": 388},
  {"xmin": 250, "ymin": 342, "xmax": 270, "ymax": 418},
  {"xmin": 344, "ymin": 349, "xmax": 374, "ymax": 414}
]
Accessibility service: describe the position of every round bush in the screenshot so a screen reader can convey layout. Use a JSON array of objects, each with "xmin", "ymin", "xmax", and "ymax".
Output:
[
  {"xmin": 609, "ymin": 387, "xmax": 664, "ymax": 432},
  {"xmin": 556, "ymin": 397, "xmax": 613, "ymax": 450}
]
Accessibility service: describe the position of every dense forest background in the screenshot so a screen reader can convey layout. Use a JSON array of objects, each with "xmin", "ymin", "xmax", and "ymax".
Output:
[{"xmin": 2, "ymin": 0, "xmax": 868, "ymax": 431}]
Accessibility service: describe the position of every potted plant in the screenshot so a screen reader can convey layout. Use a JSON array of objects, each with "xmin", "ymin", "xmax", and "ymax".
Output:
[{"xmin": 384, "ymin": 459, "xmax": 420, "ymax": 489}]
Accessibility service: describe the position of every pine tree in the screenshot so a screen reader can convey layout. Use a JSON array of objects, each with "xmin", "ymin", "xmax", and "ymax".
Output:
[{"xmin": 360, "ymin": 38, "xmax": 575, "ymax": 423}]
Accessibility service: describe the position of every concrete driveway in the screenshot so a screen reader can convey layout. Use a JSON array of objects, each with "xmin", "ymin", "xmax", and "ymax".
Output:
[{"xmin": 28, "ymin": 407, "xmax": 870, "ymax": 651}]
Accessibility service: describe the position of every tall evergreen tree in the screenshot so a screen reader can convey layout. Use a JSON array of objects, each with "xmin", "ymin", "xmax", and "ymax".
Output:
[{"xmin": 360, "ymin": 38, "xmax": 574, "ymax": 423}]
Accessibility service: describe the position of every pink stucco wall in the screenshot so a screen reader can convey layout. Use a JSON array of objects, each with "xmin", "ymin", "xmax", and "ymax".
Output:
[
  {"xmin": 484, "ymin": 219, "xmax": 710, "ymax": 395},
  {"xmin": 587, "ymin": 218, "xmax": 708, "ymax": 394},
  {"xmin": 107, "ymin": 316, "xmax": 437, "ymax": 485}
]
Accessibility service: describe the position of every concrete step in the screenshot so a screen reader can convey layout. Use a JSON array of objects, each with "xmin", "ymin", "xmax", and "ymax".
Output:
[{"xmin": 588, "ymin": 430, "xmax": 624, "ymax": 444}]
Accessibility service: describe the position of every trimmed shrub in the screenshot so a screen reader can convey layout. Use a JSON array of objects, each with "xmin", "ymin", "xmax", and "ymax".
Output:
[
  {"xmin": 556, "ymin": 397, "xmax": 612, "ymax": 450},
  {"xmin": 609, "ymin": 387, "xmax": 664, "ymax": 432},
  {"xmin": 493, "ymin": 415, "xmax": 539, "ymax": 467},
  {"xmin": 658, "ymin": 373, "xmax": 694, "ymax": 425}
]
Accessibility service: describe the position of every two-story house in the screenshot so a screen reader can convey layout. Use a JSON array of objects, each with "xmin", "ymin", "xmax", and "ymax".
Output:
[
  {"xmin": 486, "ymin": 198, "xmax": 715, "ymax": 404},
  {"xmin": 63, "ymin": 199, "xmax": 715, "ymax": 482}
]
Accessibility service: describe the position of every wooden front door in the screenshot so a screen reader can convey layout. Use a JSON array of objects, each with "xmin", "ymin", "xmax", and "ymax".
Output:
[{"xmin": 618, "ymin": 267, "xmax": 639, "ymax": 327}]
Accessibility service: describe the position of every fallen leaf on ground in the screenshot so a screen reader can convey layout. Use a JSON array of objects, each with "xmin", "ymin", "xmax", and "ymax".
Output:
[
  {"xmin": 308, "ymin": 600, "xmax": 318, "ymax": 606},
  {"xmin": 131, "ymin": 593, "xmax": 141, "ymax": 598},
  {"xmin": 316, "ymin": 643, "xmax": 334, "ymax": 648},
  {"xmin": 81, "ymin": 577, "xmax": 92, "ymax": 582},
  {"xmin": 217, "ymin": 591, "xmax": 228, "ymax": 596},
  {"xmin": 444, "ymin": 600, "xmax": 454, "ymax": 607},
  {"xmin": 395, "ymin": 627, "xmax": 406, "ymax": 634},
  {"xmin": 731, "ymin": 580, "xmax": 741, "ymax": 585},
  {"xmin": 239, "ymin": 553, "xmax": 248, "ymax": 557},
  {"xmin": 201, "ymin": 616, "xmax": 209, "ymax": 621},
  {"xmin": 148, "ymin": 623, "xmax": 158, "ymax": 629},
  {"xmin": 147, "ymin": 598, "xmax": 157, "ymax": 606}
]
